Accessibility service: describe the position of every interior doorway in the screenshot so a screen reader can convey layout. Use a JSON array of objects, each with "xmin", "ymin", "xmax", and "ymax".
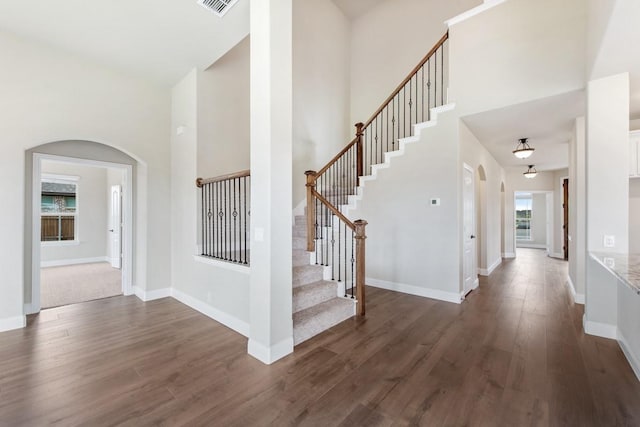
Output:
[
  {"xmin": 514, "ymin": 190, "xmax": 554, "ymax": 256},
  {"xmin": 463, "ymin": 164, "xmax": 476, "ymax": 296},
  {"xmin": 32, "ymin": 154, "xmax": 133, "ymax": 311}
]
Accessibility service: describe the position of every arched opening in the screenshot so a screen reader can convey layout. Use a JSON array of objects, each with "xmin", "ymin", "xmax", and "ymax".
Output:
[{"xmin": 24, "ymin": 141, "xmax": 141, "ymax": 314}]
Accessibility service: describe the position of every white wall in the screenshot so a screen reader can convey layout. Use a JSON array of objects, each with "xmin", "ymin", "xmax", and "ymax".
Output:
[
  {"xmin": 348, "ymin": 108, "xmax": 462, "ymax": 302},
  {"xmin": 293, "ymin": 0, "xmax": 351, "ymax": 207},
  {"xmin": 170, "ymin": 70, "xmax": 250, "ymax": 335},
  {"xmin": 0, "ymin": 30, "xmax": 171, "ymax": 329},
  {"xmin": 40, "ymin": 161, "xmax": 108, "ymax": 263},
  {"xmin": 350, "ymin": 0, "xmax": 482, "ymax": 125},
  {"xmin": 630, "ymin": 179, "xmax": 640, "ymax": 253},
  {"xmin": 585, "ymin": 73, "xmax": 629, "ymax": 333},
  {"xmin": 449, "ymin": 0, "xmax": 586, "ymax": 116},
  {"xmin": 569, "ymin": 117, "xmax": 586, "ymax": 301},
  {"xmin": 198, "ymin": 36, "xmax": 250, "ymax": 179},
  {"xmin": 459, "ymin": 120, "xmax": 505, "ymax": 275}
]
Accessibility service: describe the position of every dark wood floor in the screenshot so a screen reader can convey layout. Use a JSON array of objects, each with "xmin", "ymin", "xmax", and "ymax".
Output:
[{"xmin": 1, "ymin": 249, "xmax": 639, "ymax": 426}]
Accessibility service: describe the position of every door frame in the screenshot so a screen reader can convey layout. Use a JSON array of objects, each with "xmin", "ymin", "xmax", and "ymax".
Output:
[
  {"xmin": 462, "ymin": 163, "xmax": 477, "ymax": 297},
  {"xmin": 31, "ymin": 154, "xmax": 133, "ymax": 313}
]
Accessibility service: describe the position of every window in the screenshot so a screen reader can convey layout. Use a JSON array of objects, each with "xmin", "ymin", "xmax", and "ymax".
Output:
[
  {"xmin": 41, "ymin": 176, "xmax": 78, "ymax": 242},
  {"xmin": 515, "ymin": 194, "xmax": 532, "ymax": 241}
]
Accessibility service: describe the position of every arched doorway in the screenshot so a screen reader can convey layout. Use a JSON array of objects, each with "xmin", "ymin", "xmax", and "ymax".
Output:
[{"xmin": 25, "ymin": 141, "xmax": 138, "ymax": 314}]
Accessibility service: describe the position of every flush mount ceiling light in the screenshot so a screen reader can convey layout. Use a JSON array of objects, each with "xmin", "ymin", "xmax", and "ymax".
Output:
[
  {"xmin": 513, "ymin": 138, "xmax": 535, "ymax": 159},
  {"xmin": 523, "ymin": 165, "xmax": 538, "ymax": 179}
]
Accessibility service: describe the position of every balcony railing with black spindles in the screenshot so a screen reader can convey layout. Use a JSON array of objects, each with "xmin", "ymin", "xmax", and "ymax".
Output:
[
  {"xmin": 361, "ymin": 32, "xmax": 448, "ymax": 176},
  {"xmin": 304, "ymin": 32, "xmax": 450, "ymax": 317},
  {"xmin": 196, "ymin": 170, "xmax": 250, "ymax": 265}
]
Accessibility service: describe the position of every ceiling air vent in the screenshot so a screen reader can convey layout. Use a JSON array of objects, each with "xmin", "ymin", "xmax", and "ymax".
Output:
[{"xmin": 197, "ymin": 0, "xmax": 239, "ymax": 17}]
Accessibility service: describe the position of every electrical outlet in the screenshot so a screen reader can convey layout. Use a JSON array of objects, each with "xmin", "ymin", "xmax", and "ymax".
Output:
[{"xmin": 603, "ymin": 235, "xmax": 615, "ymax": 248}]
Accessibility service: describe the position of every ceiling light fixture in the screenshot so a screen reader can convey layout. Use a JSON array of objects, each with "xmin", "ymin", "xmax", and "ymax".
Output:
[
  {"xmin": 523, "ymin": 165, "xmax": 538, "ymax": 179},
  {"xmin": 513, "ymin": 138, "xmax": 534, "ymax": 159}
]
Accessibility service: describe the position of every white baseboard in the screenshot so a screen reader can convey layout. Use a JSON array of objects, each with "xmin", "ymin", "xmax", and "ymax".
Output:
[
  {"xmin": 367, "ymin": 277, "xmax": 462, "ymax": 304},
  {"xmin": 0, "ymin": 315, "xmax": 26, "ymax": 332},
  {"xmin": 550, "ymin": 252, "xmax": 565, "ymax": 259},
  {"xmin": 478, "ymin": 257, "xmax": 502, "ymax": 276},
  {"xmin": 502, "ymin": 252, "xmax": 515, "ymax": 259},
  {"xmin": 41, "ymin": 256, "xmax": 109, "ymax": 268},
  {"xmin": 171, "ymin": 288, "xmax": 250, "ymax": 337},
  {"xmin": 134, "ymin": 287, "xmax": 171, "ymax": 302},
  {"xmin": 516, "ymin": 243, "xmax": 547, "ymax": 249},
  {"xmin": 566, "ymin": 275, "xmax": 585, "ymax": 304},
  {"xmin": 618, "ymin": 330, "xmax": 640, "ymax": 383},
  {"xmin": 583, "ymin": 315, "xmax": 617, "ymax": 340},
  {"xmin": 248, "ymin": 336, "xmax": 294, "ymax": 365}
]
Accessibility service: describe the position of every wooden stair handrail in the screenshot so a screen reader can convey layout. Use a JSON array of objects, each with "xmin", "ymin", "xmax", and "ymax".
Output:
[
  {"xmin": 362, "ymin": 31, "xmax": 448, "ymax": 130},
  {"xmin": 196, "ymin": 169, "xmax": 251, "ymax": 187}
]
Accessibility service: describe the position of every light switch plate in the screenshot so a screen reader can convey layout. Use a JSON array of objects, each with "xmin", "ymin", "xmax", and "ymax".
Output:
[
  {"xmin": 255, "ymin": 227, "xmax": 264, "ymax": 242},
  {"xmin": 603, "ymin": 235, "xmax": 615, "ymax": 248}
]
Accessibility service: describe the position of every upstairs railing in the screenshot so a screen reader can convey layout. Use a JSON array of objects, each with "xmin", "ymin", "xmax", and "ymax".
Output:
[
  {"xmin": 304, "ymin": 31, "xmax": 449, "ymax": 317},
  {"xmin": 197, "ymin": 170, "xmax": 250, "ymax": 265}
]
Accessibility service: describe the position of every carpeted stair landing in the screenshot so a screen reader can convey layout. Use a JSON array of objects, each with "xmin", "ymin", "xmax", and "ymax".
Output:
[{"xmin": 292, "ymin": 215, "xmax": 355, "ymax": 345}]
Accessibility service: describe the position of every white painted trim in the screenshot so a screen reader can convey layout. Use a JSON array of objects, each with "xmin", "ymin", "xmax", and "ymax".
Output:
[
  {"xmin": 171, "ymin": 288, "xmax": 250, "ymax": 337},
  {"xmin": 41, "ymin": 256, "xmax": 109, "ymax": 268},
  {"xmin": 473, "ymin": 278, "xmax": 479, "ymax": 289},
  {"xmin": 367, "ymin": 277, "xmax": 462, "ymax": 304},
  {"xmin": 550, "ymin": 252, "xmax": 565, "ymax": 259},
  {"xmin": 502, "ymin": 252, "xmax": 515, "ymax": 258},
  {"xmin": 478, "ymin": 257, "xmax": 502, "ymax": 276},
  {"xmin": 445, "ymin": 0, "xmax": 508, "ymax": 27},
  {"xmin": 583, "ymin": 314, "xmax": 617, "ymax": 340},
  {"xmin": 193, "ymin": 255, "xmax": 250, "ymax": 274},
  {"xmin": 0, "ymin": 316, "xmax": 26, "ymax": 332},
  {"xmin": 566, "ymin": 275, "xmax": 585, "ymax": 304},
  {"xmin": 248, "ymin": 336, "xmax": 294, "ymax": 365},
  {"xmin": 516, "ymin": 243, "xmax": 547, "ymax": 249},
  {"xmin": 24, "ymin": 303, "xmax": 35, "ymax": 316},
  {"xmin": 618, "ymin": 330, "xmax": 640, "ymax": 383},
  {"xmin": 134, "ymin": 287, "xmax": 171, "ymax": 302}
]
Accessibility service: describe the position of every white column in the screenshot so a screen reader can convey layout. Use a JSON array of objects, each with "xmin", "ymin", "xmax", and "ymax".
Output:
[
  {"xmin": 248, "ymin": 0, "xmax": 294, "ymax": 364},
  {"xmin": 584, "ymin": 72, "xmax": 629, "ymax": 336}
]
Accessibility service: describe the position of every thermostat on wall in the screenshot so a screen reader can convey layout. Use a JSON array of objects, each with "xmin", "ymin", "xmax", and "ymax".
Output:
[{"xmin": 430, "ymin": 198, "xmax": 441, "ymax": 206}]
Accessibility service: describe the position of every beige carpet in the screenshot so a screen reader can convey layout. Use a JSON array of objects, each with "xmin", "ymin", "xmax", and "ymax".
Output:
[{"xmin": 41, "ymin": 262, "xmax": 122, "ymax": 309}]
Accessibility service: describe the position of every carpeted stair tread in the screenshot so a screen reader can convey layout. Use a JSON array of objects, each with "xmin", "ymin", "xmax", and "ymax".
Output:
[
  {"xmin": 293, "ymin": 280, "xmax": 336, "ymax": 313},
  {"xmin": 293, "ymin": 264, "xmax": 324, "ymax": 287},
  {"xmin": 293, "ymin": 297, "xmax": 355, "ymax": 345}
]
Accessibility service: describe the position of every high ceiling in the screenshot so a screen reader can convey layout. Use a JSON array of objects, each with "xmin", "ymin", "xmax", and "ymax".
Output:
[
  {"xmin": 332, "ymin": 0, "xmax": 388, "ymax": 20},
  {"xmin": 462, "ymin": 91, "xmax": 585, "ymax": 172},
  {"xmin": 0, "ymin": 0, "xmax": 249, "ymax": 86}
]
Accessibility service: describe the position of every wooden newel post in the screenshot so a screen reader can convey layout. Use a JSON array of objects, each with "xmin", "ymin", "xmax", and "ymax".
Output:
[
  {"xmin": 355, "ymin": 122, "xmax": 364, "ymax": 179},
  {"xmin": 354, "ymin": 219, "xmax": 367, "ymax": 316},
  {"xmin": 305, "ymin": 170, "xmax": 317, "ymax": 252}
]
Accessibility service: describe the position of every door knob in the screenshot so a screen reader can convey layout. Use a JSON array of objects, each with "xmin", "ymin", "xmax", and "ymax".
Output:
[
  {"xmin": 109, "ymin": 229, "xmax": 114, "ymax": 232},
  {"xmin": 470, "ymin": 235, "xmax": 476, "ymax": 239}
]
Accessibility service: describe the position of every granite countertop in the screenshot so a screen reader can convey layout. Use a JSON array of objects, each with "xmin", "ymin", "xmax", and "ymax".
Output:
[{"xmin": 589, "ymin": 252, "xmax": 640, "ymax": 295}]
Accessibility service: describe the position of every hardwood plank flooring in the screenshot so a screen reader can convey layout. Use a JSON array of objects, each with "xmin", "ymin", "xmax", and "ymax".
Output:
[{"xmin": 1, "ymin": 249, "xmax": 639, "ymax": 426}]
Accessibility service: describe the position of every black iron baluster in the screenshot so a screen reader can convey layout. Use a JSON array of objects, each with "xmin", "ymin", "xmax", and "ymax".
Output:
[{"xmin": 441, "ymin": 44, "xmax": 444, "ymax": 106}]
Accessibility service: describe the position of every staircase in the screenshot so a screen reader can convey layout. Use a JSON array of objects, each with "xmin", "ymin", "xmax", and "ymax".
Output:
[
  {"xmin": 291, "ymin": 31, "xmax": 450, "ymax": 345},
  {"xmin": 292, "ymin": 215, "xmax": 355, "ymax": 345}
]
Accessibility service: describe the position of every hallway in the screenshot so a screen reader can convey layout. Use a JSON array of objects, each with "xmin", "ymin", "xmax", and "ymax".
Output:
[{"xmin": 0, "ymin": 249, "xmax": 638, "ymax": 425}]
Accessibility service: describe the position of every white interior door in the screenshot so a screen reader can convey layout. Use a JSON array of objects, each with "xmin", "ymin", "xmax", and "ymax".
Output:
[
  {"xmin": 463, "ymin": 165, "xmax": 476, "ymax": 295},
  {"xmin": 110, "ymin": 185, "xmax": 122, "ymax": 269}
]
